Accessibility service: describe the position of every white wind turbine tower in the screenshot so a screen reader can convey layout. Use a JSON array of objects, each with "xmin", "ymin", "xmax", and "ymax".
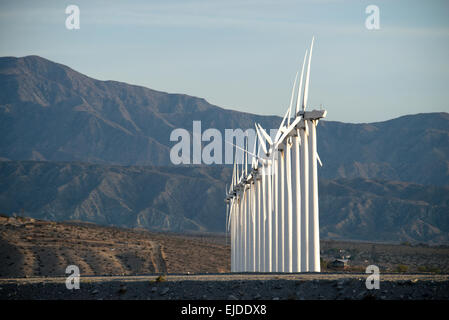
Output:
[
  {"xmin": 234, "ymin": 153, "xmax": 241, "ymax": 272},
  {"xmin": 255, "ymin": 124, "xmax": 271, "ymax": 272},
  {"xmin": 250, "ymin": 134, "xmax": 261, "ymax": 272},
  {"xmin": 253, "ymin": 132, "xmax": 267, "ymax": 272},
  {"xmin": 242, "ymin": 139, "xmax": 248, "ymax": 272},
  {"xmin": 248, "ymin": 135, "xmax": 259, "ymax": 272},
  {"xmin": 243, "ymin": 136, "xmax": 252, "ymax": 272},
  {"xmin": 237, "ymin": 147, "xmax": 244, "ymax": 272},
  {"xmin": 227, "ymin": 161, "xmax": 235, "ymax": 271},
  {"xmin": 225, "ymin": 180, "xmax": 231, "ymax": 268},
  {"xmin": 227, "ymin": 157, "xmax": 238, "ymax": 272},
  {"xmin": 246, "ymin": 136, "xmax": 254, "ymax": 272}
]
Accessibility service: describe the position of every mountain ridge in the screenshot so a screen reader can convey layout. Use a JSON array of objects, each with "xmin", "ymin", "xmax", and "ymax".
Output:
[{"xmin": 1, "ymin": 55, "xmax": 448, "ymax": 185}]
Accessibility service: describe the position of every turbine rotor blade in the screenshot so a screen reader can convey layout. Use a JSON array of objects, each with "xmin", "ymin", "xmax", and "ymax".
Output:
[
  {"xmin": 317, "ymin": 152, "xmax": 323, "ymax": 167},
  {"xmin": 257, "ymin": 123, "xmax": 273, "ymax": 146},
  {"xmin": 274, "ymin": 107, "xmax": 291, "ymax": 143},
  {"xmin": 296, "ymin": 49, "xmax": 308, "ymax": 115},
  {"xmin": 276, "ymin": 116, "xmax": 301, "ymax": 148},
  {"xmin": 288, "ymin": 71, "xmax": 299, "ymax": 126},
  {"xmin": 255, "ymin": 124, "xmax": 268, "ymax": 155},
  {"xmin": 225, "ymin": 140, "xmax": 261, "ymax": 160},
  {"xmin": 229, "ymin": 198, "xmax": 235, "ymax": 231},
  {"xmin": 302, "ymin": 36, "xmax": 314, "ymax": 111},
  {"xmin": 251, "ymin": 132, "xmax": 258, "ymax": 168}
]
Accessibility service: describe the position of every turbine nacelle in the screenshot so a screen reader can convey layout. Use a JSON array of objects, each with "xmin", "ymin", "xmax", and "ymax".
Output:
[{"xmin": 298, "ymin": 109, "xmax": 327, "ymax": 121}]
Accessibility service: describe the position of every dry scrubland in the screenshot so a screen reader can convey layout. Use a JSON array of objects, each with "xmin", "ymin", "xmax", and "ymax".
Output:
[
  {"xmin": 1, "ymin": 216, "xmax": 449, "ymax": 300},
  {"xmin": 0, "ymin": 216, "xmax": 229, "ymax": 277},
  {"xmin": 1, "ymin": 216, "xmax": 449, "ymax": 278},
  {"xmin": 320, "ymin": 240, "xmax": 449, "ymax": 274}
]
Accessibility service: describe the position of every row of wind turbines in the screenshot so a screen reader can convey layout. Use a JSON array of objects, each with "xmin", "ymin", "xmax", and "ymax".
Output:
[{"xmin": 225, "ymin": 38, "xmax": 327, "ymax": 273}]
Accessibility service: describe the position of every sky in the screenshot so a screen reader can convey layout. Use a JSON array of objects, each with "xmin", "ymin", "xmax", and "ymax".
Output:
[{"xmin": 0, "ymin": 0, "xmax": 448, "ymax": 123}]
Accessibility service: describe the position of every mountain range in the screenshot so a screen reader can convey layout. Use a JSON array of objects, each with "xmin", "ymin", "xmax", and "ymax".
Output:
[
  {"xmin": 0, "ymin": 55, "xmax": 448, "ymax": 243},
  {"xmin": 0, "ymin": 160, "xmax": 448, "ymax": 243},
  {"xmin": 1, "ymin": 56, "xmax": 448, "ymax": 185}
]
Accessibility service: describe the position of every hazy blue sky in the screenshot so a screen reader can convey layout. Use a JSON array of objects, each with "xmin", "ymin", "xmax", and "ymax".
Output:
[{"xmin": 1, "ymin": 0, "xmax": 448, "ymax": 122}]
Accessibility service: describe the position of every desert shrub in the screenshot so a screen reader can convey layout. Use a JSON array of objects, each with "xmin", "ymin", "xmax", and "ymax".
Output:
[
  {"xmin": 427, "ymin": 266, "xmax": 441, "ymax": 274},
  {"xmin": 417, "ymin": 266, "xmax": 428, "ymax": 272},
  {"xmin": 396, "ymin": 264, "xmax": 409, "ymax": 273},
  {"xmin": 320, "ymin": 258, "xmax": 328, "ymax": 271},
  {"xmin": 348, "ymin": 265, "xmax": 366, "ymax": 273},
  {"xmin": 417, "ymin": 265, "xmax": 440, "ymax": 273},
  {"xmin": 155, "ymin": 274, "xmax": 166, "ymax": 282}
]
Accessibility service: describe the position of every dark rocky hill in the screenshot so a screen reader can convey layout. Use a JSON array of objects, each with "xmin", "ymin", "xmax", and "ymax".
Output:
[{"xmin": 1, "ymin": 160, "xmax": 448, "ymax": 243}]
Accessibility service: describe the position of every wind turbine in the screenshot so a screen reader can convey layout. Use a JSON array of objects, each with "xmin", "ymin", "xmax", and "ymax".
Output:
[
  {"xmin": 226, "ymin": 36, "xmax": 326, "ymax": 274},
  {"xmin": 299, "ymin": 38, "xmax": 312, "ymax": 272},
  {"xmin": 301, "ymin": 37, "xmax": 320, "ymax": 272}
]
